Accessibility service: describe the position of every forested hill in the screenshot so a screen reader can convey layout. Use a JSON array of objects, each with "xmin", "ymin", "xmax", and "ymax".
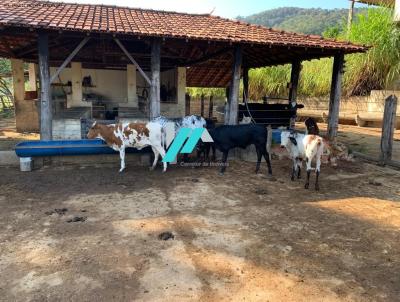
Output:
[{"xmin": 237, "ymin": 7, "xmax": 364, "ymax": 35}]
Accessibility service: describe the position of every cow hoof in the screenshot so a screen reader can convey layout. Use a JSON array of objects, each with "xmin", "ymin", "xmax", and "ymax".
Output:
[
  {"xmin": 219, "ymin": 172, "xmax": 224, "ymax": 176},
  {"xmin": 315, "ymin": 185, "xmax": 320, "ymax": 191},
  {"xmin": 291, "ymin": 176, "xmax": 295, "ymax": 181},
  {"xmin": 119, "ymin": 168, "xmax": 125, "ymax": 173},
  {"xmin": 149, "ymin": 167, "xmax": 155, "ymax": 171},
  {"xmin": 304, "ymin": 183, "xmax": 309, "ymax": 189}
]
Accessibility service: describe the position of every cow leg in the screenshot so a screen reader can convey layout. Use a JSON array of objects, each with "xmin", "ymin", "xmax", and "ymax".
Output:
[
  {"xmin": 154, "ymin": 144, "xmax": 167, "ymax": 173},
  {"xmin": 297, "ymin": 159, "xmax": 302, "ymax": 179},
  {"xmin": 119, "ymin": 148, "xmax": 126, "ymax": 172},
  {"xmin": 150, "ymin": 146, "xmax": 159, "ymax": 171},
  {"xmin": 211, "ymin": 145, "xmax": 216, "ymax": 161},
  {"xmin": 315, "ymin": 156, "xmax": 321, "ymax": 191},
  {"xmin": 255, "ymin": 148, "xmax": 262, "ymax": 174},
  {"xmin": 291, "ymin": 163, "xmax": 296, "ymax": 181},
  {"xmin": 304, "ymin": 157, "xmax": 312, "ymax": 189},
  {"xmin": 220, "ymin": 151, "xmax": 229, "ymax": 175},
  {"xmin": 261, "ymin": 147, "xmax": 273, "ymax": 176}
]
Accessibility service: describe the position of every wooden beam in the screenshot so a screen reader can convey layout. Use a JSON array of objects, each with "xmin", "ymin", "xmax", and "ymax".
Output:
[
  {"xmin": 327, "ymin": 53, "xmax": 344, "ymax": 141},
  {"xmin": 185, "ymin": 47, "xmax": 231, "ymax": 67},
  {"xmin": 243, "ymin": 67, "xmax": 249, "ymax": 102},
  {"xmin": 38, "ymin": 32, "xmax": 52, "ymax": 140},
  {"xmin": 289, "ymin": 60, "xmax": 301, "ymax": 104},
  {"xmin": 50, "ymin": 36, "xmax": 90, "ymax": 83},
  {"xmin": 149, "ymin": 39, "xmax": 161, "ymax": 119},
  {"xmin": 227, "ymin": 45, "xmax": 242, "ymax": 125},
  {"xmin": 380, "ymin": 95, "xmax": 398, "ymax": 165},
  {"xmin": 114, "ymin": 38, "xmax": 151, "ymax": 86}
]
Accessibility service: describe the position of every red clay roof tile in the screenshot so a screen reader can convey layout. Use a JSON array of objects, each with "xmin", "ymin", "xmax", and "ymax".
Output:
[{"xmin": 0, "ymin": 0, "xmax": 366, "ymax": 52}]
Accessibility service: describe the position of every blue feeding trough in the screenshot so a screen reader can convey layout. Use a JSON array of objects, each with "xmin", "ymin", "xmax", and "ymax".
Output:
[
  {"xmin": 271, "ymin": 129, "xmax": 282, "ymax": 144},
  {"xmin": 15, "ymin": 139, "xmax": 151, "ymax": 158}
]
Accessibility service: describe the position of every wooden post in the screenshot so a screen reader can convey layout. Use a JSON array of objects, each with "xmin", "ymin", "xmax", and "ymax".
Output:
[
  {"xmin": 243, "ymin": 67, "xmax": 249, "ymax": 102},
  {"xmin": 224, "ymin": 87, "xmax": 230, "ymax": 123},
  {"xmin": 289, "ymin": 60, "xmax": 301, "ymax": 104},
  {"xmin": 150, "ymin": 39, "xmax": 161, "ymax": 119},
  {"xmin": 38, "ymin": 32, "xmax": 52, "ymax": 140},
  {"xmin": 289, "ymin": 60, "xmax": 301, "ymax": 129},
  {"xmin": 200, "ymin": 94, "xmax": 205, "ymax": 117},
  {"xmin": 209, "ymin": 95, "xmax": 214, "ymax": 119},
  {"xmin": 380, "ymin": 95, "xmax": 398, "ymax": 165},
  {"xmin": 227, "ymin": 45, "xmax": 242, "ymax": 125},
  {"xmin": 327, "ymin": 53, "xmax": 345, "ymax": 141},
  {"xmin": 185, "ymin": 93, "xmax": 191, "ymax": 116}
]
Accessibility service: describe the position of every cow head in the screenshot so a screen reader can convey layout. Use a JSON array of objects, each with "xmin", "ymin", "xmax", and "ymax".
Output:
[
  {"xmin": 280, "ymin": 131, "xmax": 292, "ymax": 149},
  {"xmin": 87, "ymin": 122, "xmax": 101, "ymax": 139}
]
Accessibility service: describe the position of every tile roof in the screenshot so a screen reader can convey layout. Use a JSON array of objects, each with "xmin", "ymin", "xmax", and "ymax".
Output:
[{"xmin": 0, "ymin": 0, "xmax": 366, "ymax": 53}]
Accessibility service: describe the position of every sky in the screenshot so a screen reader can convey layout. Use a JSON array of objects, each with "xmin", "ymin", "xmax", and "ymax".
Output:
[{"xmin": 51, "ymin": 0, "xmax": 369, "ymax": 18}]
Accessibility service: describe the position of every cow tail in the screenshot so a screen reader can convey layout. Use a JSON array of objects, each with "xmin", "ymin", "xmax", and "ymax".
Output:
[{"xmin": 266, "ymin": 125, "xmax": 272, "ymax": 155}]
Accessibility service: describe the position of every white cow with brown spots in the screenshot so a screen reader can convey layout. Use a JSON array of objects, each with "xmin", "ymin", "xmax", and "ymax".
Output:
[
  {"xmin": 87, "ymin": 121, "xmax": 166, "ymax": 173},
  {"xmin": 280, "ymin": 131, "xmax": 325, "ymax": 191}
]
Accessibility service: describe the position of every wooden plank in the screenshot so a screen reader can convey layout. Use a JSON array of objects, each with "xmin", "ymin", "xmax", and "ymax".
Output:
[
  {"xmin": 327, "ymin": 53, "xmax": 345, "ymax": 141},
  {"xmin": 50, "ymin": 36, "xmax": 90, "ymax": 84},
  {"xmin": 243, "ymin": 67, "xmax": 249, "ymax": 102},
  {"xmin": 38, "ymin": 32, "xmax": 52, "ymax": 140},
  {"xmin": 227, "ymin": 45, "xmax": 242, "ymax": 125},
  {"xmin": 149, "ymin": 39, "xmax": 161, "ymax": 119},
  {"xmin": 209, "ymin": 95, "xmax": 214, "ymax": 119},
  {"xmin": 380, "ymin": 95, "xmax": 398, "ymax": 165},
  {"xmin": 114, "ymin": 38, "xmax": 151, "ymax": 86},
  {"xmin": 200, "ymin": 94, "xmax": 205, "ymax": 117}
]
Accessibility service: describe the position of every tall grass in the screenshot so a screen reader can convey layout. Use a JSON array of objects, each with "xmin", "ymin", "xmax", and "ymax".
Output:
[{"xmin": 188, "ymin": 7, "xmax": 399, "ymax": 100}]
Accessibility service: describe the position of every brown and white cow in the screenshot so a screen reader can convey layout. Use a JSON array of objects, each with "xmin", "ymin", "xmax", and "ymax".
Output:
[{"xmin": 87, "ymin": 121, "xmax": 167, "ymax": 173}]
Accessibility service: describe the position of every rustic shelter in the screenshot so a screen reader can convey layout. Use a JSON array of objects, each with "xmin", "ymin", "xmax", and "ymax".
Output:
[{"xmin": 0, "ymin": 0, "xmax": 366, "ymax": 140}]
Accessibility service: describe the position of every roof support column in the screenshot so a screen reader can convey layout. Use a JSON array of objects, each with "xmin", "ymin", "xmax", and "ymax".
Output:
[
  {"xmin": 38, "ymin": 32, "xmax": 52, "ymax": 140},
  {"xmin": 243, "ymin": 67, "xmax": 249, "ymax": 102},
  {"xmin": 289, "ymin": 60, "xmax": 301, "ymax": 129},
  {"xmin": 150, "ymin": 39, "xmax": 161, "ymax": 119},
  {"xmin": 227, "ymin": 45, "xmax": 242, "ymax": 125},
  {"xmin": 327, "ymin": 53, "xmax": 345, "ymax": 141},
  {"xmin": 289, "ymin": 60, "xmax": 301, "ymax": 105}
]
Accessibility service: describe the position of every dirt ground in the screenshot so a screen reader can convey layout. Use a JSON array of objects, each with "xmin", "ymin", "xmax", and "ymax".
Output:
[{"xmin": 1, "ymin": 157, "xmax": 400, "ymax": 302}]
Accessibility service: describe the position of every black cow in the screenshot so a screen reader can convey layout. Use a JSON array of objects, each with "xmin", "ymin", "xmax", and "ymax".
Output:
[{"xmin": 209, "ymin": 124, "xmax": 273, "ymax": 175}]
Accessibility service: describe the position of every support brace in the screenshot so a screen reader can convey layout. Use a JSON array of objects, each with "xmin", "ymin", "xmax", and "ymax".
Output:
[
  {"xmin": 114, "ymin": 38, "xmax": 151, "ymax": 86},
  {"xmin": 50, "ymin": 36, "xmax": 90, "ymax": 83}
]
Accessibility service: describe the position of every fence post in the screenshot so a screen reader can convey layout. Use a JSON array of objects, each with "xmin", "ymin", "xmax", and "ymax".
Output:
[{"xmin": 380, "ymin": 95, "xmax": 397, "ymax": 166}]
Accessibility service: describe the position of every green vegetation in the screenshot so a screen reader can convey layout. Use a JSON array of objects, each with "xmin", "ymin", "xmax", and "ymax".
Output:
[
  {"xmin": 238, "ymin": 7, "xmax": 364, "ymax": 36},
  {"xmin": 189, "ymin": 7, "xmax": 399, "ymax": 100},
  {"xmin": 0, "ymin": 58, "xmax": 12, "ymax": 114}
]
